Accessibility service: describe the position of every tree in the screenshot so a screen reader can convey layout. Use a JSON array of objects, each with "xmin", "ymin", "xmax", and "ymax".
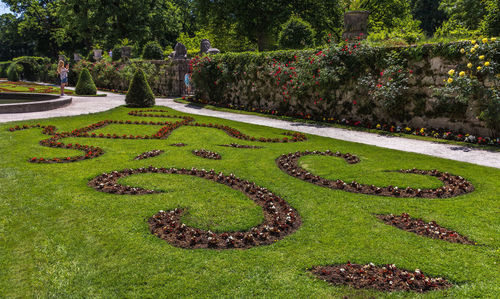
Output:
[
  {"xmin": 278, "ymin": 16, "xmax": 315, "ymax": 49},
  {"xmin": 0, "ymin": 13, "xmax": 34, "ymax": 60},
  {"xmin": 409, "ymin": 0, "xmax": 445, "ymax": 36}
]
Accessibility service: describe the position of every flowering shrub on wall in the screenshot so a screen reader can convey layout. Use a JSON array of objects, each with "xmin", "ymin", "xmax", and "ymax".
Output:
[{"xmin": 436, "ymin": 37, "xmax": 499, "ymax": 135}]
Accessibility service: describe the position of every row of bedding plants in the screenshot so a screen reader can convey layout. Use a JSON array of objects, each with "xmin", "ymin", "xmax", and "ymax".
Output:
[{"xmin": 190, "ymin": 38, "xmax": 499, "ymax": 145}]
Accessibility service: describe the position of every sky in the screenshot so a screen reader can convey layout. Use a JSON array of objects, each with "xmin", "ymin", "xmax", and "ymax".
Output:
[{"xmin": 0, "ymin": 3, "xmax": 12, "ymax": 15}]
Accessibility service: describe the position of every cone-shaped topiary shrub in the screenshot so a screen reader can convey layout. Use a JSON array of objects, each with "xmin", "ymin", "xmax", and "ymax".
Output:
[
  {"xmin": 75, "ymin": 68, "xmax": 97, "ymax": 95},
  {"xmin": 125, "ymin": 68, "xmax": 155, "ymax": 107}
]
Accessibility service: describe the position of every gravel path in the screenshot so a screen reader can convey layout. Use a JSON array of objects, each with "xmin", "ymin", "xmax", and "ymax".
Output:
[{"xmin": 1, "ymin": 90, "xmax": 498, "ymax": 169}]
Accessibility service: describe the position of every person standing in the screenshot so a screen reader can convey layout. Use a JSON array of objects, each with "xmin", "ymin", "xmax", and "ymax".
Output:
[
  {"xmin": 57, "ymin": 60, "xmax": 69, "ymax": 96},
  {"xmin": 184, "ymin": 72, "xmax": 192, "ymax": 96}
]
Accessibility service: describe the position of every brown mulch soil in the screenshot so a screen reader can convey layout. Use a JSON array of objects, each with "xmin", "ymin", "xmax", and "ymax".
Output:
[
  {"xmin": 170, "ymin": 143, "xmax": 187, "ymax": 147},
  {"xmin": 276, "ymin": 150, "xmax": 474, "ymax": 198},
  {"xmin": 134, "ymin": 150, "xmax": 164, "ymax": 160},
  {"xmin": 218, "ymin": 143, "xmax": 263, "ymax": 149},
  {"xmin": 192, "ymin": 149, "xmax": 222, "ymax": 160},
  {"xmin": 377, "ymin": 213, "xmax": 475, "ymax": 245},
  {"xmin": 310, "ymin": 263, "xmax": 452, "ymax": 293},
  {"xmin": 88, "ymin": 167, "xmax": 301, "ymax": 249}
]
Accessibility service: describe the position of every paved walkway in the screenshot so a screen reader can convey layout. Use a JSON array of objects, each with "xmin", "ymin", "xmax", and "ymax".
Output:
[{"xmin": 1, "ymin": 90, "xmax": 499, "ymax": 169}]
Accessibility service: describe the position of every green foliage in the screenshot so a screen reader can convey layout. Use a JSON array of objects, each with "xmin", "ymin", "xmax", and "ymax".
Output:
[
  {"xmin": 0, "ymin": 61, "xmax": 12, "ymax": 78},
  {"xmin": 12, "ymin": 56, "xmax": 51, "ymax": 81},
  {"xmin": 6, "ymin": 62, "xmax": 21, "ymax": 82},
  {"xmin": 439, "ymin": 0, "xmax": 486, "ymax": 31},
  {"xmin": 111, "ymin": 46, "xmax": 122, "ymax": 62},
  {"xmin": 75, "ymin": 68, "xmax": 97, "ymax": 95},
  {"xmin": 142, "ymin": 41, "xmax": 164, "ymax": 60},
  {"xmin": 435, "ymin": 38, "xmax": 500, "ymax": 135},
  {"xmin": 434, "ymin": 19, "xmax": 480, "ymax": 39},
  {"xmin": 278, "ymin": 16, "xmax": 315, "ymax": 50},
  {"xmin": 480, "ymin": 0, "xmax": 500, "ymax": 37},
  {"xmin": 409, "ymin": 0, "xmax": 445, "ymax": 36},
  {"xmin": 125, "ymin": 68, "xmax": 155, "ymax": 107}
]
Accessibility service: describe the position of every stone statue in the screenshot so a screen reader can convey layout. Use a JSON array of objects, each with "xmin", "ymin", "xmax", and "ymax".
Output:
[
  {"xmin": 174, "ymin": 42, "xmax": 187, "ymax": 59},
  {"xmin": 200, "ymin": 39, "xmax": 211, "ymax": 54}
]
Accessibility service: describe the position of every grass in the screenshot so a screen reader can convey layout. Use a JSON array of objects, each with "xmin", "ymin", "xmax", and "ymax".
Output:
[
  {"xmin": 173, "ymin": 98, "xmax": 500, "ymax": 152},
  {"xmin": 0, "ymin": 81, "xmax": 107, "ymax": 97},
  {"xmin": 0, "ymin": 105, "xmax": 499, "ymax": 298},
  {"xmin": 0, "ymin": 81, "xmax": 74, "ymax": 95}
]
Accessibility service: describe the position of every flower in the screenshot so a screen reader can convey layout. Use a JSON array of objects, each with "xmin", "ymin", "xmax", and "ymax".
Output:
[
  {"xmin": 467, "ymin": 63, "xmax": 473, "ymax": 68},
  {"xmin": 482, "ymin": 38, "xmax": 488, "ymax": 43},
  {"xmin": 459, "ymin": 71, "xmax": 465, "ymax": 77},
  {"xmin": 460, "ymin": 48, "xmax": 465, "ymax": 54},
  {"xmin": 470, "ymin": 48, "xmax": 476, "ymax": 53},
  {"xmin": 484, "ymin": 61, "xmax": 490, "ymax": 67},
  {"xmin": 477, "ymin": 66, "xmax": 482, "ymax": 71},
  {"xmin": 448, "ymin": 69, "xmax": 455, "ymax": 76},
  {"xmin": 479, "ymin": 55, "xmax": 485, "ymax": 60},
  {"xmin": 492, "ymin": 37, "xmax": 497, "ymax": 42},
  {"xmin": 447, "ymin": 78, "xmax": 453, "ymax": 84},
  {"xmin": 471, "ymin": 40, "xmax": 476, "ymax": 44}
]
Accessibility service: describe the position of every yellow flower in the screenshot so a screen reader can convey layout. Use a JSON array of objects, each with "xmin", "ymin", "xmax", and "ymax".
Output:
[
  {"xmin": 471, "ymin": 40, "xmax": 476, "ymax": 44},
  {"xmin": 491, "ymin": 37, "xmax": 497, "ymax": 42},
  {"xmin": 474, "ymin": 44, "xmax": 479, "ymax": 49},
  {"xmin": 460, "ymin": 48, "xmax": 465, "ymax": 54},
  {"xmin": 482, "ymin": 38, "xmax": 488, "ymax": 43},
  {"xmin": 484, "ymin": 61, "xmax": 490, "ymax": 66},
  {"xmin": 447, "ymin": 77, "xmax": 453, "ymax": 84},
  {"xmin": 467, "ymin": 63, "xmax": 473, "ymax": 68},
  {"xmin": 448, "ymin": 69, "xmax": 455, "ymax": 76},
  {"xmin": 459, "ymin": 71, "xmax": 465, "ymax": 77},
  {"xmin": 477, "ymin": 66, "xmax": 482, "ymax": 71},
  {"xmin": 479, "ymin": 55, "xmax": 485, "ymax": 60},
  {"xmin": 470, "ymin": 48, "xmax": 476, "ymax": 53}
]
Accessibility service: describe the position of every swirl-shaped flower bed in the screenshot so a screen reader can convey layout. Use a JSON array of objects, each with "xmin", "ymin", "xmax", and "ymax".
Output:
[
  {"xmin": 377, "ymin": 213, "xmax": 475, "ymax": 245},
  {"xmin": 134, "ymin": 150, "xmax": 164, "ymax": 160},
  {"xmin": 276, "ymin": 150, "xmax": 474, "ymax": 198},
  {"xmin": 219, "ymin": 143, "xmax": 263, "ymax": 149},
  {"xmin": 192, "ymin": 149, "xmax": 222, "ymax": 160},
  {"xmin": 310, "ymin": 263, "xmax": 452, "ymax": 293},
  {"xmin": 88, "ymin": 167, "xmax": 301, "ymax": 249}
]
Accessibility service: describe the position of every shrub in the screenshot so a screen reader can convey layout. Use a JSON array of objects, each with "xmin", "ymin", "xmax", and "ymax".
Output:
[
  {"xmin": 7, "ymin": 62, "xmax": 21, "ymax": 81},
  {"xmin": 0, "ymin": 61, "xmax": 12, "ymax": 78},
  {"xmin": 13, "ymin": 56, "xmax": 51, "ymax": 81},
  {"xmin": 435, "ymin": 38, "xmax": 500, "ymax": 135},
  {"xmin": 278, "ymin": 17, "xmax": 315, "ymax": 50},
  {"xmin": 142, "ymin": 41, "xmax": 164, "ymax": 60},
  {"xmin": 125, "ymin": 68, "xmax": 155, "ymax": 107},
  {"xmin": 112, "ymin": 46, "xmax": 122, "ymax": 62},
  {"xmin": 75, "ymin": 68, "xmax": 97, "ymax": 95}
]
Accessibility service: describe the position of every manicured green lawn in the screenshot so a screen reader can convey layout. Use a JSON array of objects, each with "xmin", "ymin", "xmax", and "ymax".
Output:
[{"xmin": 0, "ymin": 106, "xmax": 498, "ymax": 298}]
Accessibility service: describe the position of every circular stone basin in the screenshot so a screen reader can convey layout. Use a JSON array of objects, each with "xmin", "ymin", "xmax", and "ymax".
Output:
[{"xmin": 0, "ymin": 92, "xmax": 72, "ymax": 113}]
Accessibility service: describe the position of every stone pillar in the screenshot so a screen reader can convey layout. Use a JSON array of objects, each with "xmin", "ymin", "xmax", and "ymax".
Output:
[{"xmin": 342, "ymin": 11, "xmax": 370, "ymax": 41}]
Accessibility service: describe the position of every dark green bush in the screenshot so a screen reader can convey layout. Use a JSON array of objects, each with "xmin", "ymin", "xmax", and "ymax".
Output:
[
  {"xmin": 112, "ymin": 46, "xmax": 122, "ymax": 61},
  {"xmin": 13, "ymin": 56, "xmax": 51, "ymax": 81},
  {"xmin": 75, "ymin": 68, "xmax": 97, "ymax": 95},
  {"xmin": 125, "ymin": 68, "xmax": 155, "ymax": 107},
  {"xmin": 278, "ymin": 17, "xmax": 315, "ymax": 50},
  {"xmin": 7, "ymin": 62, "xmax": 22, "ymax": 81},
  {"xmin": 142, "ymin": 41, "xmax": 164, "ymax": 60},
  {"xmin": 0, "ymin": 61, "xmax": 12, "ymax": 78}
]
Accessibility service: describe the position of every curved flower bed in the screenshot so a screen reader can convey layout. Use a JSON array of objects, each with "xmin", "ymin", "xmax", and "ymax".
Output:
[
  {"xmin": 310, "ymin": 263, "xmax": 452, "ymax": 293},
  {"xmin": 276, "ymin": 150, "xmax": 474, "ymax": 198},
  {"xmin": 192, "ymin": 149, "xmax": 222, "ymax": 160},
  {"xmin": 8, "ymin": 109, "xmax": 307, "ymax": 163},
  {"xmin": 88, "ymin": 167, "xmax": 301, "ymax": 249},
  {"xmin": 377, "ymin": 213, "xmax": 475, "ymax": 245},
  {"xmin": 134, "ymin": 150, "xmax": 164, "ymax": 160}
]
